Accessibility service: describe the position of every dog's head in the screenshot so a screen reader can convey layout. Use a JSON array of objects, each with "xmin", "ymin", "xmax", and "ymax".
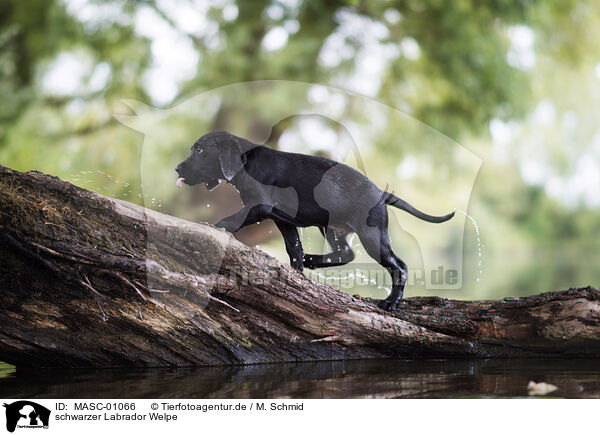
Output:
[{"xmin": 175, "ymin": 130, "xmax": 247, "ymax": 190}]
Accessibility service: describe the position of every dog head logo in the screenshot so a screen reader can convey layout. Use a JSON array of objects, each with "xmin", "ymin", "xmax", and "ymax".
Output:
[
  {"xmin": 3, "ymin": 401, "xmax": 50, "ymax": 433},
  {"xmin": 115, "ymin": 80, "xmax": 481, "ymax": 307}
]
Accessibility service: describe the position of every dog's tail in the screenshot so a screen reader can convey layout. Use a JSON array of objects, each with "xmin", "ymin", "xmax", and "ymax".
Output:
[{"xmin": 382, "ymin": 192, "xmax": 455, "ymax": 223}]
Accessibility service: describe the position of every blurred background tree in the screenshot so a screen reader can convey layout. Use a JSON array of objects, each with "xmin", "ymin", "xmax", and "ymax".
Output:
[{"xmin": 1, "ymin": 0, "xmax": 598, "ymax": 299}]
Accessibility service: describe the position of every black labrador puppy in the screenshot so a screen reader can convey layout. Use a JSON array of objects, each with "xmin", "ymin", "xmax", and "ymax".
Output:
[{"xmin": 176, "ymin": 130, "xmax": 454, "ymax": 310}]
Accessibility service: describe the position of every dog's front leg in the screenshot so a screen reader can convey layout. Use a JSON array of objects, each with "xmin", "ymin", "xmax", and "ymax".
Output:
[
  {"xmin": 275, "ymin": 221, "xmax": 304, "ymax": 271},
  {"xmin": 215, "ymin": 204, "xmax": 272, "ymax": 233}
]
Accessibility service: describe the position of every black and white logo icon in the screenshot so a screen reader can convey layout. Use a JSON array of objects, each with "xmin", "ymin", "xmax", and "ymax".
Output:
[{"xmin": 3, "ymin": 401, "xmax": 50, "ymax": 433}]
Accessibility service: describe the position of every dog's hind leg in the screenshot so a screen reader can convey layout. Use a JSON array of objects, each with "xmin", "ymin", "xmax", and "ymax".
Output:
[
  {"xmin": 304, "ymin": 228, "xmax": 355, "ymax": 269},
  {"xmin": 275, "ymin": 221, "xmax": 305, "ymax": 271},
  {"xmin": 356, "ymin": 205, "xmax": 408, "ymax": 311}
]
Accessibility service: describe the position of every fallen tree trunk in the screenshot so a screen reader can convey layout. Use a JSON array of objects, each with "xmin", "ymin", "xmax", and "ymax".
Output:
[{"xmin": 1, "ymin": 164, "xmax": 599, "ymax": 367}]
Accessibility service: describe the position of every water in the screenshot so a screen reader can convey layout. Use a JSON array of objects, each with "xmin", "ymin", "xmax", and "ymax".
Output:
[
  {"xmin": 453, "ymin": 208, "xmax": 483, "ymax": 281},
  {"xmin": 302, "ymin": 231, "xmax": 390, "ymax": 294},
  {"xmin": 302, "ymin": 209, "xmax": 485, "ymax": 295},
  {"xmin": 1, "ymin": 359, "xmax": 599, "ymax": 399},
  {"xmin": 69, "ymin": 170, "xmax": 165, "ymax": 210}
]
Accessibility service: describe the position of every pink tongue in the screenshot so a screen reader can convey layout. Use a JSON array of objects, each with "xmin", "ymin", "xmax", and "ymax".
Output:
[{"xmin": 176, "ymin": 177, "xmax": 185, "ymax": 188}]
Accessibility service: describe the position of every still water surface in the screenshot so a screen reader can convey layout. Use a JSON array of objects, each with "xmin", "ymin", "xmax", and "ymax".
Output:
[{"xmin": 1, "ymin": 358, "xmax": 599, "ymax": 399}]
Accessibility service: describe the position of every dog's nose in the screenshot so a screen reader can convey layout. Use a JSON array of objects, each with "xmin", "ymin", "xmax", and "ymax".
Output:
[{"xmin": 175, "ymin": 164, "xmax": 183, "ymax": 174}]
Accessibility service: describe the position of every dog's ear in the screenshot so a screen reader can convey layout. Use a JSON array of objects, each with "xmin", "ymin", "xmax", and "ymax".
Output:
[{"xmin": 217, "ymin": 137, "xmax": 245, "ymax": 180}]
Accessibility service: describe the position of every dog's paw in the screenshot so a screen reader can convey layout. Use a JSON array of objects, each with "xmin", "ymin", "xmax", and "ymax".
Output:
[
  {"xmin": 290, "ymin": 258, "xmax": 304, "ymax": 272},
  {"xmin": 214, "ymin": 222, "xmax": 233, "ymax": 233},
  {"xmin": 377, "ymin": 299, "xmax": 399, "ymax": 311}
]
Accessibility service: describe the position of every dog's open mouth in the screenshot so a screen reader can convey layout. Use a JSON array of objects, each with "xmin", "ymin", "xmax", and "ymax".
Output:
[
  {"xmin": 176, "ymin": 177, "xmax": 220, "ymax": 190},
  {"xmin": 204, "ymin": 179, "xmax": 220, "ymax": 191}
]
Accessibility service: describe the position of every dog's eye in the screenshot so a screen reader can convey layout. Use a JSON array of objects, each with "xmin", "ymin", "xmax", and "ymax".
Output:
[{"xmin": 194, "ymin": 146, "xmax": 203, "ymax": 153}]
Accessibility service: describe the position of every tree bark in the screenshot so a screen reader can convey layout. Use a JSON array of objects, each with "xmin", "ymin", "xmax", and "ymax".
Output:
[{"xmin": 1, "ymin": 164, "xmax": 599, "ymax": 368}]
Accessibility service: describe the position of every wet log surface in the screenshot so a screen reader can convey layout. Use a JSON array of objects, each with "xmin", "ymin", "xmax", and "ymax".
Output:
[{"xmin": 1, "ymin": 164, "xmax": 599, "ymax": 368}]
